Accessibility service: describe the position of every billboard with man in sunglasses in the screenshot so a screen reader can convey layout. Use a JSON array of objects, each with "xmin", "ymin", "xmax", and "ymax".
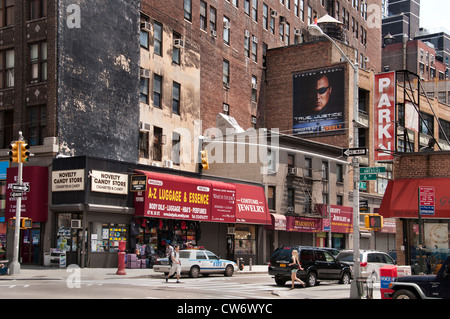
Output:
[{"xmin": 293, "ymin": 66, "xmax": 346, "ymax": 135}]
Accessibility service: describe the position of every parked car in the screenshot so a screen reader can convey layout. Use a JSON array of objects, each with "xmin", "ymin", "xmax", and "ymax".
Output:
[
  {"xmin": 153, "ymin": 249, "xmax": 237, "ymax": 278},
  {"xmin": 386, "ymin": 256, "xmax": 450, "ymax": 299},
  {"xmin": 268, "ymin": 246, "xmax": 352, "ymax": 287},
  {"xmin": 336, "ymin": 250, "xmax": 396, "ymax": 282}
]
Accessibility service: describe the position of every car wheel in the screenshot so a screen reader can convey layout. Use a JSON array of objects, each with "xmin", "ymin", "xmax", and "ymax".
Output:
[
  {"xmin": 306, "ymin": 272, "xmax": 317, "ymax": 287},
  {"xmin": 189, "ymin": 266, "xmax": 200, "ymax": 278},
  {"xmin": 275, "ymin": 276, "xmax": 287, "ymax": 286},
  {"xmin": 224, "ymin": 265, "xmax": 234, "ymax": 277},
  {"xmin": 392, "ymin": 289, "xmax": 417, "ymax": 299},
  {"xmin": 340, "ymin": 271, "xmax": 351, "ymax": 285}
]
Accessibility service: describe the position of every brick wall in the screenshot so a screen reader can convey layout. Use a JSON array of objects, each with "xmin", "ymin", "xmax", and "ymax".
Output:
[{"xmin": 394, "ymin": 152, "xmax": 450, "ymax": 179}]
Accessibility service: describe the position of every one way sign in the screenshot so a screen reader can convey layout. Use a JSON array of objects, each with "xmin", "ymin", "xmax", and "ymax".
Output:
[{"xmin": 342, "ymin": 147, "xmax": 368, "ymax": 157}]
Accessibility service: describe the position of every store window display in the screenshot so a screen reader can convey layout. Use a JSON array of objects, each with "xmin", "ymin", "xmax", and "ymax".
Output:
[{"xmin": 234, "ymin": 225, "xmax": 256, "ymax": 255}]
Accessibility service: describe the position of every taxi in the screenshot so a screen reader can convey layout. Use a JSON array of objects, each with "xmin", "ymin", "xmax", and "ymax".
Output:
[{"xmin": 153, "ymin": 249, "xmax": 237, "ymax": 278}]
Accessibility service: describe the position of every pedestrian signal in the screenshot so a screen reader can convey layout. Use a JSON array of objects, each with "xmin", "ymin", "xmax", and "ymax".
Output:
[{"xmin": 364, "ymin": 214, "xmax": 383, "ymax": 230}]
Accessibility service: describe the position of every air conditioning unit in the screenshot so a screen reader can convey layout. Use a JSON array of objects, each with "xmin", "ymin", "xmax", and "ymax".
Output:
[
  {"xmin": 280, "ymin": 16, "xmax": 286, "ymax": 24},
  {"xmin": 174, "ymin": 39, "xmax": 184, "ymax": 48},
  {"xmin": 288, "ymin": 167, "xmax": 297, "ymax": 175},
  {"xmin": 244, "ymin": 30, "xmax": 250, "ymax": 38},
  {"xmin": 71, "ymin": 219, "xmax": 82, "ymax": 229},
  {"xmin": 252, "ymin": 35, "xmax": 258, "ymax": 43},
  {"xmin": 294, "ymin": 29, "xmax": 302, "ymax": 36},
  {"xmin": 223, "ymin": 82, "xmax": 230, "ymax": 89},
  {"xmin": 211, "ymin": 29, "xmax": 217, "ymax": 37},
  {"xmin": 151, "ymin": 162, "xmax": 160, "ymax": 167},
  {"xmin": 140, "ymin": 22, "xmax": 151, "ymax": 32},
  {"xmin": 140, "ymin": 68, "xmax": 150, "ymax": 78},
  {"xmin": 270, "ymin": 10, "xmax": 278, "ymax": 18},
  {"xmin": 251, "ymin": 83, "xmax": 258, "ymax": 90},
  {"xmin": 164, "ymin": 160, "xmax": 173, "ymax": 168},
  {"xmin": 223, "ymin": 103, "xmax": 229, "ymax": 112},
  {"xmin": 223, "ymin": 21, "xmax": 231, "ymax": 29}
]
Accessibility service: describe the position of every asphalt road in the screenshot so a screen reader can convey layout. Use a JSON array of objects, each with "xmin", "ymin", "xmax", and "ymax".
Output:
[{"xmin": 0, "ymin": 273, "xmax": 368, "ymax": 300}]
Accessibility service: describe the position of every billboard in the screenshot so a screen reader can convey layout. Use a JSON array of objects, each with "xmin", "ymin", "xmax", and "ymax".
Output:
[
  {"xmin": 374, "ymin": 71, "xmax": 396, "ymax": 162},
  {"xmin": 293, "ymin": 66, "xmax": 346, "ymax": 135}
]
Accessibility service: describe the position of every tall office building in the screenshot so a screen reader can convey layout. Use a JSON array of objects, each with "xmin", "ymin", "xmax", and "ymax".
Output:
[{"xmin": 382, "ymin": 0, "xmax": 420, "ymax": 43}]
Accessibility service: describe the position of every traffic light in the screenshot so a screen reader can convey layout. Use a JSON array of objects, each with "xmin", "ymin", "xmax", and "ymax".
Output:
[
  {"xmin": 200, "ymin": 149, "xmax": 209, "ymax": 170},
  {"xmin": 8, "ymin": 217, "xmax": 32, "ymax": 229},
  {"xmin": 9, "ymin": 141, "xmax": 19, "ymax": 163},
  {"xmin": 365, "ymin": 214, "xmax": 383, "ymax": 230},
  {"xmin": 20, "ymin": 142, "xmax": 30, "ymax": 163}
]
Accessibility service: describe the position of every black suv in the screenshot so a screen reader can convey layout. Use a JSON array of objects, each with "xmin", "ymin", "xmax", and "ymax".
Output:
[{"xmin": 268, "ymin": 245, "xmax": 352, "ymax": 287}]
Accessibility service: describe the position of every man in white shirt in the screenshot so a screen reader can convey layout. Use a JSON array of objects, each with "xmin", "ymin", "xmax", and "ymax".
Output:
[{"xmin": 166, "ymin": 245, "xmax": 181, "ymax": 283}]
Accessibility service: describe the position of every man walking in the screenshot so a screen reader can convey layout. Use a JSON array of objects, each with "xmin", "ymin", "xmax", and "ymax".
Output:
[{"xmin": 166, "ymin": 245, "xmax": 181, "ymax": 283}]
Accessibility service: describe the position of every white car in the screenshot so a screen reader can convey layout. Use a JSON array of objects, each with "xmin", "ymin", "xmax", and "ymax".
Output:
[
  {"xmin": 153, "ymin": 249, "xmax": 237, "ymax": 278},
  {"xmin": 337, "ymin": 250, "xmax": 396, "ymax": 282}
]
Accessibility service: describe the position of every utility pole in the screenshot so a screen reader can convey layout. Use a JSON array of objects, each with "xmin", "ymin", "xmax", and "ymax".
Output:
[{"xmin": 9, "ymin": 131, "xmax": 25, "ymax": 275}]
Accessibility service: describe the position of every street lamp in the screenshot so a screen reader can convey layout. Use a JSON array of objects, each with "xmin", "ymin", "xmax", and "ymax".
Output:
[{"xmin": 307, "ymin": 23, "xmax": 361, "ymax": 298}]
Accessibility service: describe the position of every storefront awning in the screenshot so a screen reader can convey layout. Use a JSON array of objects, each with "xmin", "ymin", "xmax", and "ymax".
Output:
[
  {"xmin": 379, "ymin": 178, "xmax": 450, "ymax": 219},
  {"xmin": 266, "ymin": 213, "xmax": 287, "ymax": 231},
  {"xmin": 133, "ymin": 171, "xmax": 270, "ymax": 225},
  {"xmin": 233, "ymin": 183, "xmax": 271, "ymax": 225},
  {"xmin": 286, "ymin": 216, "xmax": 322, "ymax": 233},
  {"xmin": 5, "ymin": 166, "xmax": 48, "ymax": 222}
]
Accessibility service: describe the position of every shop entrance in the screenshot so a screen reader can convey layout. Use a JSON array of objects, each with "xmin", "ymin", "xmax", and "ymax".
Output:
[{"xmin": 19, "ymin": 223, "xmax": 41, "ymax": 265}]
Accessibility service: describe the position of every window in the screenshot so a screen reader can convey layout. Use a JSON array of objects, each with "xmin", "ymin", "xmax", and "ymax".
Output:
[
  {"xmin": 200, "ymin": 1, "xmax": 207, "ymax": 31},
  {"xmin": 172, "ymin": 32, "xmax": 181, "ymax": 64},
  {"xmin": 263, "ymin": 4, "xmax": 268, "ymax": 29},
  {"xmin": 287, "ymin": 188, "xmax": 295, "ymax": 208},
  {"xmin": 153, "ymin": 126, "xmax": 163, "ymax": 161},
  {"xmin": 0, "ymin": 110, "xmax": 13, "ymax": 149},
  {"xmin": 304, "ymin": 157, "xmax": 312, "ymax": 177},
  {"xmin": 308, "ymin": 5, "xmax": 312, "ymax": 24},
  {"xmin": 91, "ymin": 223, "xmax": 127, "ymax": 253},
  {"xmin": 300, "ymin": 0, "xmax": 304, "ymax": 21},
  {"xmin": 269, "ymin": 11, "xmax": 275, "ymax": 34},
  {"xmin": 184, "ymin": 0, "xmax": 192, "ymax": 21},
  {"xmin": 223, "ymin": 16, "xmax": 230, "ymax": 45},
  {"xmin": 419, "ymin": 112, "xmax": 434, "ymax": 136},
  {"xmin": 268, "ymin": 186, "xmax": 276, "ymax": 210},
  {"xmin": 140, "ymin": 20, "xmax": 149, "ymax": 48},
  {"xmin": 232, "ymin": 0, "xmax": 238, "ymax": 7},
  {"xmin": 244, "ymin": 31, "xmax": 250, "ymax": 58},
  {"xmin": 251, "ymin": 36, "xmax": 258, "ymax": 62},
  {"xmin": 251, "ymin": 75, "xmax": 257, "ymax": 102},
  {"xmin": 172, "ymin": 81, "xmax": 180, "ymax": 115},
  {"xmin": 439, "ymin": 119, "xmax": 450, "ymax": 141},
  {"xmin": 251, "ymin": 0, "xmax": 258, "ymax": 21},
  {"xmin": 288, "ymin": 154, "xmax": 295, "ymax": 167},
  {"xmin": 0, "ymin": 49, "xmax": 14, "ymax": 88},
  {"xmin": 322, "ymin": 161, "xmax": 328, "ymax": 180},
  {"xmin": 153, "ymin": 74, "xmax": 162, "ymax": 108},
  {"xmin": 294, "ymin": 0, "xmax": 299, "ymax": 17},
  {"xmin": 140, "ymin": 75, "xmax": 149, "ymax": 103},
  {"xmin": 154, "ymin": 22, "xmax": 162, "ymax": 56},
  {"xmin": 30, "ymin": 42, "xmax": 47, "ymax": 83},
  {"xmin": 337, "ymin": 164, "xmax": 343, "ymax": 183},
  {"xmin": 0, "ymin": 0, "xmax": 14, "ymax": 27},
  {"xmin": 27, "ymin": 105, "xmax": 46, "ymax": 146},
  {"xmin": 139, "ymin": 130, "xmax": 149, "ymax": 158},
  {"xmin": 29, "ymin": 0, "xmax": 47, "ymax": 20},
  {"xmin": 210, "ymin": 6, "xmax": 216, "ymax": 32},
  {"xmin": 244, "ymin": 0, "xmax": 250, "ymax": 15},
  {"xmin": 235, "ymin": 225, "xmax": 256, "ymax": 255},
  {"xmin": 223, "ymin": 59, "xmax": 230, "ymax": 85},
  {"xmin": 172, "ymin": 132, "xmax": 181, "ymax": 165}
]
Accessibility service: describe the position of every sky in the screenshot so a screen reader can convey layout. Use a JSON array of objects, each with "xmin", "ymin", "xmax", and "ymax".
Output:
[{"xmin": 420, "ymin": 0, "xmax": 450, "ymax": 31}]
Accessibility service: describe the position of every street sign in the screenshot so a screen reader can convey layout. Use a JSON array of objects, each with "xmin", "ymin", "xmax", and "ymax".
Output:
[
  {"xmin": 10, "ymin": 192, "xmax": 23, "ymax": 198},
  {"xmin": 359, "ymin": 182, "xmax": 367, "ymax": 190},
  {"xmin": 360, "ymin": 167, "xmax": 386, "ymax": 174},
  {"xmin": 419, "ymin": 186, "xmax": 435, "ymax": 216},
  {"xmin": 360, "ymin": 174, "xmax": 377, "ymax": 181},
  {"xmin": 343, "ymin": 147, "xmax": 367, "ymax": 157},
  {"xmin": 12, "ymin": 184, "xmax": 29, "ymax": 192}
]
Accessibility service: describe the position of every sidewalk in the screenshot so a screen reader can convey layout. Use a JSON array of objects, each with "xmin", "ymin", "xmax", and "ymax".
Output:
[{"xmin": 0, "ymin": 264, "xmax": 268, "ymax": 281}]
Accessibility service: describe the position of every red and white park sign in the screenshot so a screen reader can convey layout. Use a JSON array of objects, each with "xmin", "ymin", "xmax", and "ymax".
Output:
[{"xmin": 374, "ymin": 71, "xmax": 396, "ymax": 162}]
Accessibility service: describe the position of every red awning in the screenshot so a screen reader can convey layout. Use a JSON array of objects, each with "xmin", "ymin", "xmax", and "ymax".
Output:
[
  {"xmin": 266, "ymin": 213, "xmax": 287, "ymax": 230},
  {"xmin": 379, "ymin": 178, "xmax": 450, "ymax": 219},
  {"xmin": 210, "ymin": 181, "xmax": 236, "ymax": 223},
  {"xmin": 5, "ymin": 166, "xmax": 49, "ymax": 222},
  {"xmin": 233, "ymin": 183, "xmax": 271, "ymax": 225},
  {"xmin": 133, "ymin": 171, "xmax": 212, "ymax": 221}
]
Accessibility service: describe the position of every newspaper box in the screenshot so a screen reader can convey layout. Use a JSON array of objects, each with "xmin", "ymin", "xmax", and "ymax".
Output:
[{"xmin": 380, "ymin": 265, "xmax": 397, "ymax": 299}]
